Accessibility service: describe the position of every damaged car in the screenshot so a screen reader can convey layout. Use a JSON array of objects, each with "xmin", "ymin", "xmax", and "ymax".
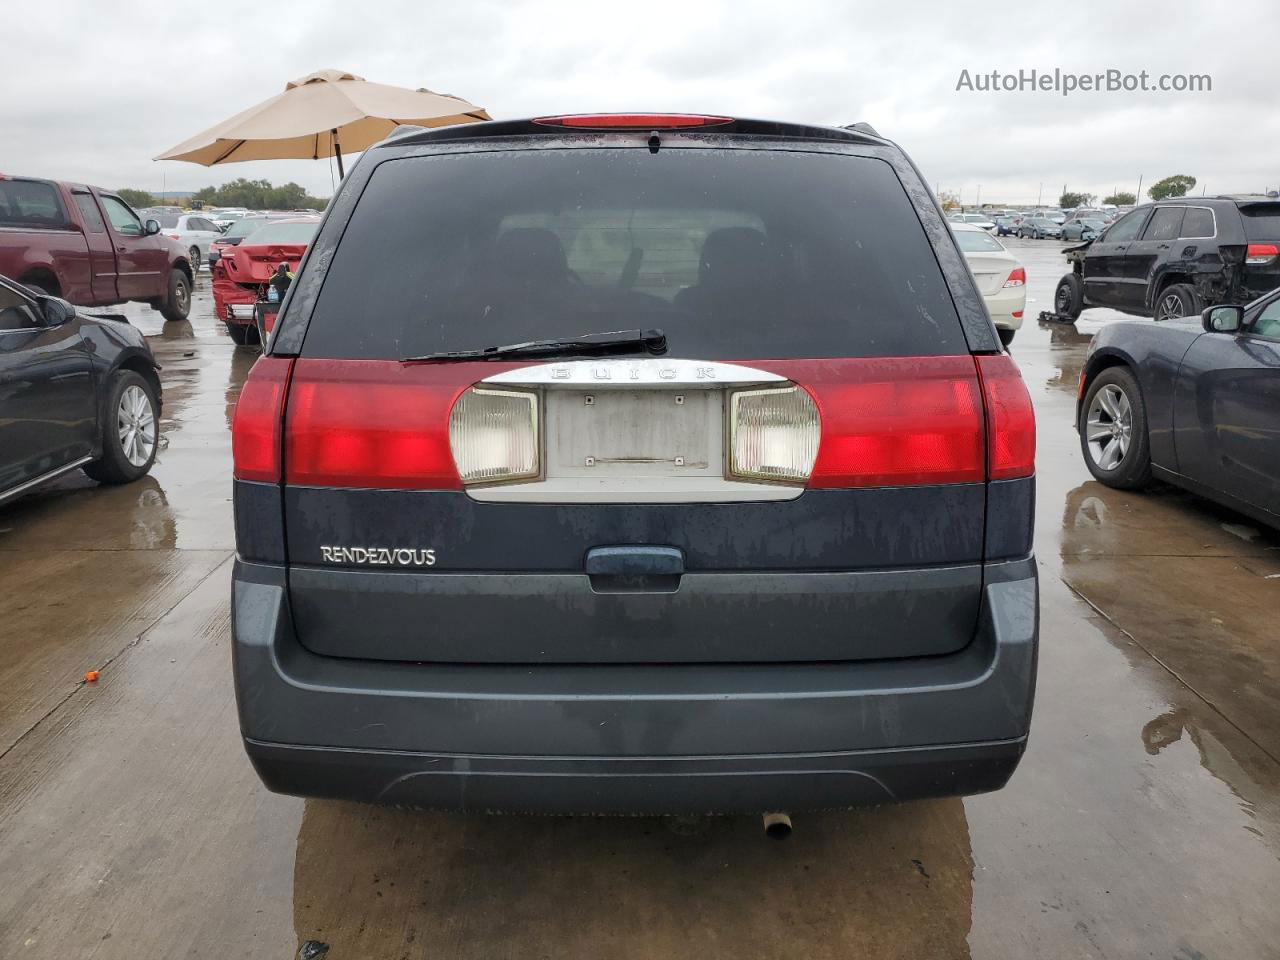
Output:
[
  {"xmin": 212, "ymin": 217, "xmax": 318, "ymax": 345},
  {"xmin": 1052, "ymin": 196, "xmax": 1280, "ymax": 322}
]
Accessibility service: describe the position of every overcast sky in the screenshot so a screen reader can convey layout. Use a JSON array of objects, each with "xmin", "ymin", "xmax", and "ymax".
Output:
[{"xmin": 4, "ymin": 0, "xmax": 1278, "ymax": 205}]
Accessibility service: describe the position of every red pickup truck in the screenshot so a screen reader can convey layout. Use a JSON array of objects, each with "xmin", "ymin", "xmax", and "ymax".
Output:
[{"xmin": 0, "ymin": 175, "xmax": 194, "ymax": 321}]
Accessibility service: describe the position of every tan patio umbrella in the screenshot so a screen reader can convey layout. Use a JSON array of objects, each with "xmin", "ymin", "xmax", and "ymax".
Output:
[{"xmin": 155, "ymin": 69, "xmax": 490, "ymax": 178}]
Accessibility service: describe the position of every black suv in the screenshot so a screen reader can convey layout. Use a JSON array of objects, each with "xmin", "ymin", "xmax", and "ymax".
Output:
[
  {"xmin": 1053, "ymin": 196, "xmax": 1280, "ymax": 322},
  {"xmin": 230, "ymin": 114, "xmax": 1038, "ymax": 815}
]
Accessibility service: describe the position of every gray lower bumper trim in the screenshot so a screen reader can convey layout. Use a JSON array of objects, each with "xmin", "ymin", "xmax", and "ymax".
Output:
[{"xmin": 245, "ymin": 736, "xmax": 1027, "ymax": 814}]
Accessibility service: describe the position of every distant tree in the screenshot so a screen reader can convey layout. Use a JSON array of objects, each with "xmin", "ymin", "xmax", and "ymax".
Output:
[
  {"xmin": 1059, "ymin": 191, "xmax": 1094, "ymax": 209},
  {"xmin": 1104, "ymin": 191, "xmax": 1136, "ymax": 206},
  {"xmin": 191, "ymin": 178, "xmax": 326, "ymax": 211},
  {"xmin": 117, "ymin": 188, "xmax": 158, "ymax": 208},
  {"xmin": 1148, "ymin": 175, "xmax": 1197, "ymax": 201},
  {"xmin": 937, "ymin": 190, "xmax": 961, "ymax": 211}
]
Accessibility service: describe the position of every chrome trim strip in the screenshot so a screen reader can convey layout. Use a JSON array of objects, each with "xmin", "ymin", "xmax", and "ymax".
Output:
[
  {"xmin": 483, "ymin": 358, "xmax": 786, "ymax": 388},
  {"xmin": 0, "ymin": 455, "xmax": 93, "ymax": 505}
]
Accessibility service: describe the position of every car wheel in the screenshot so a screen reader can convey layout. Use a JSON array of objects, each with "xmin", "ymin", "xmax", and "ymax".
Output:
[
  {"xmin": 1079, "ymin": 367, "xmax": 1152, "ymax": 489},
  {"xmin": 84, "ymin": 370, "xmax": 160, "ymax": 485},
  {"xmin": 225, "ymin": 322, "xmax": 260, "ymax": 346},
  {"xmin": 1054, "ymin": 273, "xmax": 1085, "ymax": 320},
  {"xmin": 158, "ymin": 268, "xmax": 191, "ymax": 322},
  {"xmin": 997, "ymin": 327, "xmax": 1015, "ymax": 347},
  {"xmin": 1154, "ymin": 283, "xmax": 1200, "ymax": 322},
  {"xmin": 188, "ymin": 246, "xmax": 201, "ymax": 274}
]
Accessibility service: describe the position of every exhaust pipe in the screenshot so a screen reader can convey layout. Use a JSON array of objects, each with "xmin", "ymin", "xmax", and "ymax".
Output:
[{"xmin": 762, "ymin": 812, "xmax": 792, "ymax": 839}]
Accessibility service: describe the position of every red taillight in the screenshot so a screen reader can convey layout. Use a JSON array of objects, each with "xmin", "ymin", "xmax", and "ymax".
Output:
[
  {"xmin": 754, "ymin": 358, "xmax": 987, "ymax": 487},
  {"xmin": 232, "ymin": 357, "xmax": 293, "ymax": 483},
  {"xmin": 1012, "ymin": 310, "xmax": 1024, "ymax": 319},
  {"xmin": 284, "ymin": 360, "xmax": 523, "ymax": 490},
  {"xmin": 1245, "ymin": 243, "xmax": 1279, "ymax": 265},
  {"xmin": 1003, "ymin": 267, "xmax": 1026, "ymax": 287},
  {"xmin": 532, "ymin": 114, "xmax": 733, "ymax": 129},
  {"xmin": 976, "ymin": 354, "xmax": 1036, "ymax": 480}
]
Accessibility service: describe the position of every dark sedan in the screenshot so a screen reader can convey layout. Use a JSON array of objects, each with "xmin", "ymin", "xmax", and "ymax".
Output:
[
  {"xmin": 0, "ymin": 274, "xmax": 162, "ymax": 504},
  {"xmin": 1077, "ymin": 292, "xmax": 1280, "ymax": 528}
]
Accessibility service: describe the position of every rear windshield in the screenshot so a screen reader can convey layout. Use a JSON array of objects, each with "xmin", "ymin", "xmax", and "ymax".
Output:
[
  {"xmin": 0, "ymin": 180, "xmax": 69, "ymax": 228},
  {"xmin": 1240, "ymin": 205, "xmax": 1280, "ymax": 241},
  {"xmin": 242, "ymin": 221, "xmax": 318, "ymax": 245},
  {"xmin": 224, "ymin": 217, "xmax": 268, "ymax": 238},
  {"xmin": 952, "ymin": 229, "xmax": 1004, "ymax": 252},
  {"xmin": 301, "ymin": 149, "xmax": 967, "ymax": 360},
  {"xmin": 152, "ymin": 212, "xmax": 180, "ymax": 228}
]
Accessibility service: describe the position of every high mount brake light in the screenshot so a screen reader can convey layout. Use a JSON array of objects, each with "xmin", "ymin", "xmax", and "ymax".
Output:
[{"xmin": 532, "ymin": 114, "xmax": 733, "ymax": 129}]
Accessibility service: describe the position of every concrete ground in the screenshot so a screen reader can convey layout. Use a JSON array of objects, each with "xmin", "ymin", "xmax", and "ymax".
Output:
[{"xmin": 1, "ymin": 242, "xmax": 1278, "ymax": 959}]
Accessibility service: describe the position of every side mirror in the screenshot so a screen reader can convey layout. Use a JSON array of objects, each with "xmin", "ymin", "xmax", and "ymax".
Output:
[
  {"xmin": 38, "ymin": 296, "xmax": 76, "ymax": 326},
  {"xmin": 1202, "ymin": 304, "xmax": 1243, "ymax": 334},
  {"xmin": 144, "ymin": 219, "xmax": 161, "ymax": 236}
]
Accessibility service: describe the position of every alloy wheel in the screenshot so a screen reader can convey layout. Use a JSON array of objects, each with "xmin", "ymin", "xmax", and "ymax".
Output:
[
  {"xmin": 1085, "ymin": 384, "xmax": 1132, "ymax": 471},
  {"xmin": 117, "ymin": 384, "xmax": 157, "ymax": 467},
  {"xmin": 1156, "ymin": 292, "xmax": 1183, "ymax": 321}
]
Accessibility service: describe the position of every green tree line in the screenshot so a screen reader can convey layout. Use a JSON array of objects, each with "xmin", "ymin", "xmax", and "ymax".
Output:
[
  {"xmin": 115, "ymin": 180, "xmax": 328, "ymax": 211},
  {"xmin": 192, "ymin": 179, "xmax": 327, "ymax": 210}
]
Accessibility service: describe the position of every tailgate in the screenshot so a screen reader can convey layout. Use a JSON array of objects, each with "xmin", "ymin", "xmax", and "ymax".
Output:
[{"xmin": 280, "ymin": 356, "xmax": 991, "ymax": 665}]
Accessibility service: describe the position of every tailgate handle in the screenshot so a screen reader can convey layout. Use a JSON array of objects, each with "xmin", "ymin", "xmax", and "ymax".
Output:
[{"xmin": 585, "ymin": 545, "xmax": 684, "ymax": 594}]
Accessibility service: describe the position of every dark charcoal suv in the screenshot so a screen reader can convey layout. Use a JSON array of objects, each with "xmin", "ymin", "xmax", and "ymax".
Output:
[
  {"xmin": 1053, "ymin": 196, "xmax": 1280, "ymax": 322},
  {"xmin": 230, "ymin": 114, "xmax": 1038, "ymax": 815}
]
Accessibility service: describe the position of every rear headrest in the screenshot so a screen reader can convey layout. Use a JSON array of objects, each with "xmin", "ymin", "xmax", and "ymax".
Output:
[
  {"xmin": 698, "ymin": 227, "xmax": 774, "ymax": 286},
  {"xmin": 492, "ymin": 227, "xmax": 569, "ymax": 281}
]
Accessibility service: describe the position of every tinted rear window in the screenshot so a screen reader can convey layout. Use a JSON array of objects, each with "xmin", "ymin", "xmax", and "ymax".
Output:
[
  {"xmin": 242, "ymin": 221, "xmax": 318, "ymax": 245},
  {"xmin": 301, "ymin": 149, "xmax": 966, "ymax": 360},
  {"xmin": 224, "ymin": 217, "xmax": 268, "ymax": 238},
  {"xmin": 952, "ymin": 229, "xmax": 1004, "ymax": 252},
  {"xmin": 0, "ymin": 180, "xmax": 69, "ymax": 228},
  {"xmin": 1240, "ymin": 205, "xmax": 1280, "ymax": 240}
]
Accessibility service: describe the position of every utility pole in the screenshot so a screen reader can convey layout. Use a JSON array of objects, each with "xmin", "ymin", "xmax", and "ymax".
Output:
[
  {"xmin": 1037, "ymin": 183, "xmax": 1043, "ymax": 207},
  {"xmin": 1136, "ymin": 174, "xmax": 1143, "ymax": 203},
  {"xmin": 976, "ymin": 184, "xmax": 982, "ymax": 208}
]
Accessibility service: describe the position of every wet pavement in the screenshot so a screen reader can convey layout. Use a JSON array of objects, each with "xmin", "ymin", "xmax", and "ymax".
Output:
[{"xmin": 1, "ymin": 245, "xmax": 1278, "ymax": 958}]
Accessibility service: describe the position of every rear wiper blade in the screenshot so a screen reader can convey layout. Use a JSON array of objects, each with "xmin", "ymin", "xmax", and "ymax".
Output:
[{"xmin": 401, "ymin": 328, "xmax": 667, "ymax": 363}]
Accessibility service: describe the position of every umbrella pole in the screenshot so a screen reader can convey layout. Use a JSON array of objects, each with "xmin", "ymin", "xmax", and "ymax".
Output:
[{"xmin": 331, "ymin": 128, "xmax": 345, "ymax": 180}]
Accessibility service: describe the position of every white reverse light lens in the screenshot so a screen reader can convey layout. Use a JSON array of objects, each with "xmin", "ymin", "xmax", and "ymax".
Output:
[
  {"xmin": 449, "ymin": 388, "xmax": 539, "ymax": 485},
  {"xmin": 729, "ymin": 385, "xmax": 820, "ymax": 483}
]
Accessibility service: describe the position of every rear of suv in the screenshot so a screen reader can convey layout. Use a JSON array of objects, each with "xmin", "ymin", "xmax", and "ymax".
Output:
[{"xmin": 231, "ymin": 114, "xmax": 1038, "ymax": 815}]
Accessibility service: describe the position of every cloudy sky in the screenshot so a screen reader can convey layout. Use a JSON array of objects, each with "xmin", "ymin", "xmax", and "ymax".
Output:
[{"xmin": 5, "ymin": 0, "xmax": 1278, "ymax": 205}]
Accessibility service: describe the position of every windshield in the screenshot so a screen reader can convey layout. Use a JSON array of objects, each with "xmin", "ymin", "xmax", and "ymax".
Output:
[
  {"xmin": 301, "ymin": 149, "xmax": 968, "ymax": 361},
  {"xmin": 952, "ymin": 229, "xmax": 1005, "ymax": 252},
  {"xmin": 241, "ymin": 221, "xmax": 319, "ymax": 245}
]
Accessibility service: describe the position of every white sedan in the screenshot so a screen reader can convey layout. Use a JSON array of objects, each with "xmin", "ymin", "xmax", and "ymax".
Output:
[
  {"xmin": 151, "ymin": 212, "xmax": 224, "ymax": 271},
  {"xmin": 951, "ymin": 222, "xmax": 1025, "ymax": 346}
]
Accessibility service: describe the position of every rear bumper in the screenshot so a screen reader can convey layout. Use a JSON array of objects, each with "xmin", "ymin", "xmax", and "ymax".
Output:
[{"xmin": 232, "ymin": 556, "xmax": 1038, "ymax": 813}]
